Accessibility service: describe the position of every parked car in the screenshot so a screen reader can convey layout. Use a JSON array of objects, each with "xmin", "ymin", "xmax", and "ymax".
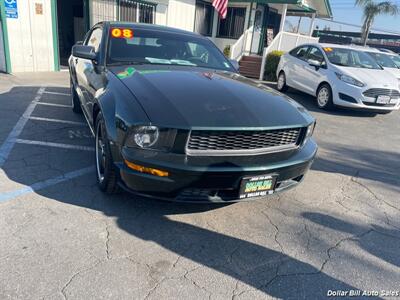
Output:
[
  {"xmin": 376, "ymin": 48, "xmax": 397, "ymax": 54},
  {"xmin": 276, "ymin": 43, "xmax": 400, "ymax": 113},
  {"xmin": 69, "ymin": 22, "xmax": 317, "ymax": 202},
  {"xmin": 360, "ymin": 47, "xmax": 400, "ymax": 81}
]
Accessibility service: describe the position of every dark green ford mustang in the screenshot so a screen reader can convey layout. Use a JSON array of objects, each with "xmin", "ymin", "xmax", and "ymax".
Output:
[{"xmin": 69, "ymin": 22, "xmax": 317, "ymax": 202}]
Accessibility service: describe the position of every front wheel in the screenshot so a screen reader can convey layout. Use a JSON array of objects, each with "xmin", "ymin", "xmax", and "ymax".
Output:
[
  {"xmin": 70, "ymin": 79, "xmax": 82, "ymax": 114},
  {"xmin": 316, "ymin": 84, "xmax": 334, "ymax": 110},
  {"xmin": 277, "ymin": 72, "xmax": 288, "ymax": 92},
  {"xmin": 95, "ymin": 112, "xmax": 119, "ymax": 194}
]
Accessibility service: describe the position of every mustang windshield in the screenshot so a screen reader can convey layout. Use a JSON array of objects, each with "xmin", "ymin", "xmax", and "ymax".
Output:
[
  {"xmin": 107, "ymin": 27, "xmax": 234, "ymax": 71},
  {"xmin": 324, "ymin": 48, "xmax": 382, "ymax": 69},
  {"xmin": 368, "ymin": 52, "xmax": 399, "ymax": 69}
]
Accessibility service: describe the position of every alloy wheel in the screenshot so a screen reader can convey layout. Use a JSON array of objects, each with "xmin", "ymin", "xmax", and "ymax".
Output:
[
  {"xmin": 317, "ymin": 87, "xmax": 330, "ymax": 108},
  {"xmin": 277, "ymin": 74, "xmax": 285, "ymax": 90},
  {"xmin": 96, "ymin": 121, "xmax": 106, "ymax": 183}
]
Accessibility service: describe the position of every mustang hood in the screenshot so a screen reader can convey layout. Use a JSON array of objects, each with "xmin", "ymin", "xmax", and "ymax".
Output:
[{"xmin": 110, "ymin": 66, "xmax": 313, "ymax": 129}]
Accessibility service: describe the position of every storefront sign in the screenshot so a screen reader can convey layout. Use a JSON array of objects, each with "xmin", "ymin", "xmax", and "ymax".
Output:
[{"xmin": 4, "ymin": 0, "xmax": 18, "ymax": 19}]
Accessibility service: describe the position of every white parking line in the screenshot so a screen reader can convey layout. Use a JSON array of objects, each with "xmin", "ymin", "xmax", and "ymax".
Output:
[
  {"xmin": 43, "ymin": 91, "xmax": 71, "ymax": 96},
  {"xmin": 0, "ymin": 166, "xmax": 95, "ymax": 203},
  {"xmin": 15, "ymin": 139, "xmax": 95, "ymax": 151},
  {"xmin": 36, "ymin": 102, "xmax": 72, "ymax": 108},
  {"xmin": 28, "ymin": 116, "xmax": 86, "ymax": 126},
  {"xmin": 0, "ymin": 87, "xmax": 45, "ymax": 167}
]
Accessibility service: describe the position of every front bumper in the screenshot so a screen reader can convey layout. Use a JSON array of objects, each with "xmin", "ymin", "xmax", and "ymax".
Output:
[
  {"xmin": 331, "ymin": 81, "xmax": 400, "ymax": 112},
  {"xmin": 115, "ymin": 139, "xmax": 317, "ymax": 203}
]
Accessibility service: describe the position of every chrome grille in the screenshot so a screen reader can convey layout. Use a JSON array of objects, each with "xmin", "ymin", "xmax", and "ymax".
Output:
[
  {"xmin": 363, "ymin": 89, "xmax": 400, "ymax": 99},
  {"xmin": 187, "ymin": 128, "xmax": 302, "ymax": 155}
]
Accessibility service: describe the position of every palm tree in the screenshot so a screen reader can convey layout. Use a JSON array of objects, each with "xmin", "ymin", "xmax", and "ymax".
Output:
[{"xmin": 355, "ymin": 0, "xmax": 399, "ymax": 46}]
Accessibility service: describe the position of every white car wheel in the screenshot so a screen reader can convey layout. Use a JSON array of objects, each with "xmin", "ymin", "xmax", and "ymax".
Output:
[
  {"xmin": 277, "ymin": 72, "xmax": 288, "ymax": 92},
  {"xmin": 317, "ymin": 84, "xmax": 334, "ymax": 110}
]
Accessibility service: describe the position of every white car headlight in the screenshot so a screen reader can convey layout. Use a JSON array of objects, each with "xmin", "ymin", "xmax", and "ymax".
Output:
[{"xmin": 335, "ymin": 72, "xmax": 364, "ymax": 87}]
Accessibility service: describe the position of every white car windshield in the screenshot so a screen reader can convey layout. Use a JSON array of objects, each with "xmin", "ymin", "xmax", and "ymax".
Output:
[{"xmin": 323, "ymin": 47, "xmax": 382, "ymax": 70}]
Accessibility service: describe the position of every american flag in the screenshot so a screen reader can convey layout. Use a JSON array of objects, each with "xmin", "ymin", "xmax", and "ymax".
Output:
[{"xmin": 212, "ymin": 0, "xmax": 228, "ymax": 19}]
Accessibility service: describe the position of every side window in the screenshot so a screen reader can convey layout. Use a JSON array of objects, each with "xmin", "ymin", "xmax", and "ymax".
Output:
[
  {"xmin": 307, "ymin": 47, "xmax": 326, "ymax": 66},
  {"xmin": 289, "ymin": 46, "xmax": 309, "ymax": 61},
  {"xmin": 85, "ymin": 28, "xmax": 103, "ymax": 52}
]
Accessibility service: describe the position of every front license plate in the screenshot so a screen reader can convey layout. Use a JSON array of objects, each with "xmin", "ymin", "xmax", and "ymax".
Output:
[
  {"xmin": 376, "ymin": 95, "xmax": 391, "ymax": 104},
  {"xmin": 239, "ymin": 175, "xmax": 277, "ymax": 199}
]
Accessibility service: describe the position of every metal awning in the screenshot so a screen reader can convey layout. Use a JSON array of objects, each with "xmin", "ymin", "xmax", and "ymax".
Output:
[{"xmin": 229, "ymin": 0, "xmax": 332, "ymax": 18}]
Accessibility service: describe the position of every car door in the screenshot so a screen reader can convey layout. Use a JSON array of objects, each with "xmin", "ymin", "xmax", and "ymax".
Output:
[
  {"xmin": 75, "ymin": 26, "xmax": 104, "ymax": 122},
  {"xmin": 301, "ymin": 46, "xmax": 328, "ymax": 95},
  {"xmin": 286, "ymin": 45, "xmax": 310, "ymax": 90}
]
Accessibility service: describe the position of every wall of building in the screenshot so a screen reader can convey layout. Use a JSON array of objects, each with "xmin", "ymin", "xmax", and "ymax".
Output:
[
  {"xmin": 167, "ymin": 0, "xmax": 196, "ymax": 31},
  {"xmin": 2, "ymin": 0, "xmax": 257, "ymax": 73},
  {"xmin": 210, "ymin": 2, "xmax": 253, "ymax": 53},
  {"xmin": 0, "ymin": 20, "xmax": 6, "ymax": 72},
  {"xmin": 6, "ymin": 0, "xmax": 55, "ymax": 72}
]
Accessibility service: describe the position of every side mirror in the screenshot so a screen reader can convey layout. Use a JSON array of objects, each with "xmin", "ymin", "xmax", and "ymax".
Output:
[
  {"xmin": 308, "ymin": 59, "xmax": 322, "ymax": 69},
  {"xmin": 229, "ymin": 59, "xmax": 240, "ymax": 71},
  {"xmin": 75, "ymin": 41, "xmax": 83, "ymax": 45},
  {"xmin": 72, "ymin": 45, "xmax": 97, "ymax": 61}
]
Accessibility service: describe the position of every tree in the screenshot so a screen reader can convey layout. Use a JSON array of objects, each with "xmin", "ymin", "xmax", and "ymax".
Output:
[{"xmin": 355, "ymin": 0, "xmax": 399, "ymax": 46}]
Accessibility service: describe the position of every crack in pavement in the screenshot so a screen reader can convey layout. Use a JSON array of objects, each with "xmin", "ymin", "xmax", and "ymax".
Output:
[
  {"xmin": 249, "ymin": 229, "xmax": 376, "ymax": 294},
  {"xmin": 261, "ymin": 210, "xmax": 284, "ymax": 253},
  {"xmin": 351, "ymin": 172, "xmax": 400, "ymax": 213},
  {"xmin": 60, "ymin": 259, "xmax": 102, "ymax": 300},
  {"xmin": 339, "ymin": 173, "xmax": 399, "ymax": 230}
]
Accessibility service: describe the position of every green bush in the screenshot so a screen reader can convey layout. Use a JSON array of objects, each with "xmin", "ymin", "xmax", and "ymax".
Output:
[
  {"xmin": 264, "ymin": 50, "xmax": 285, "ymax": 81},
  {"xmin": 223, "ymin": 45, "xmax": 231, "ymax": 58}
]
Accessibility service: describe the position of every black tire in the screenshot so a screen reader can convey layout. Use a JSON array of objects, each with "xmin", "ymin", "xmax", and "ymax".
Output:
[
  {"xmin": 376, "ymin": 111, "xmax": 391, "ymax": 115},
  {"xmin": 70, "ymin": 78, "xmax": 82, "ymax": 114},
  {"xmin": 316, "ymin": 83, "xmax": 334, "ymax": 110},
  {"xmin": 277, "ymin": 71, "xmax": 289, "ymax": 92},
  {"xmin": 95, "ymin": 112, "xmax": 120, "ymax": 194}
]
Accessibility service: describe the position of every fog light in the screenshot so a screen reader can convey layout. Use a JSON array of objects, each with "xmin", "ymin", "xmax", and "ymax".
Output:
[{"xmin": 124, "ymin": 160, "xmax": 169, "ymax": 177}]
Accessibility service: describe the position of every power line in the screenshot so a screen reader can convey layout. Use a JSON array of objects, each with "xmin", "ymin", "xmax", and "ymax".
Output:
[{"xmin": 318, "ymin": 18, "xmax": 400, "ymax": 35}]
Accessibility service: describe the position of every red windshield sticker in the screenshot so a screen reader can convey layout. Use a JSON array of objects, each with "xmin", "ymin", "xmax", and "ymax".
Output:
[{"xmin": 111, "ymin": 28, "xmax": 133, "ymax": 39}]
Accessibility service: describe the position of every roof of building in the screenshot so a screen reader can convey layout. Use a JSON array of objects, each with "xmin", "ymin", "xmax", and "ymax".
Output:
[{"xmin": 232, "ymin": 0, "xmax": 332, "ymax": 18}]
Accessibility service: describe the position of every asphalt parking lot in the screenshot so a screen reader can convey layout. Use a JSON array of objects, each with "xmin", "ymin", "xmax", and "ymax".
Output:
[{"xmin": 0, "ymin": 72, "xmax": 399, "ymax": 300}]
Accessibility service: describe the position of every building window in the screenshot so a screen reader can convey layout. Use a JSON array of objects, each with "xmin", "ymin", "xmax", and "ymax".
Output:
[
  {"xmin": 194, "ymin": 1, "xmax": 214, "ymax": 36},
  {"xmin": 119, "ymin": 0, "xmax": 156, "ymax": 24},
  {"xmin": 217, "ymin": 7, "xmax": 246, "ymax": 39}
]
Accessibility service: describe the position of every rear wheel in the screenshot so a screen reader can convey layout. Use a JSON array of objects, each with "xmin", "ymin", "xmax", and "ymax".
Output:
[
  {"xmin": 95, "ymin": 112, "xmax": 119, "ymax": 194},
  {"xmin": 70, "ymin": 79, "xmax": 82, "ymax": 114},
  {"xmin": 316, "ymin": 84, "xmax": 334, "ymax": 110},
  {"xmin": 277, "ymin": 72, "xmax": 288, "ymax": 92}
]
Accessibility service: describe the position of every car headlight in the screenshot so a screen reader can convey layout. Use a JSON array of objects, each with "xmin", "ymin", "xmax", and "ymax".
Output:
[
  {"xmin": 335, "ymin": 72, "xmax": 364, "ymax": 87},
  {"xmin": 125, "ymin": 126, "xmax": 177, "ymax": 151},
  {"xmin": 302, "ymin": 122, "xmax": 316, "ymax": 146}
]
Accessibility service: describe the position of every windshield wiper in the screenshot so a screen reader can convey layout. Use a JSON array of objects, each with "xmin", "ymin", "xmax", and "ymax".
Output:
[
  {"xmin": 332, "ymin": 62, "xmax": 348, "ymax": 67},
  {"xmin": 107, "ymin": 61, "xmax": 146, "ymax": 66}
]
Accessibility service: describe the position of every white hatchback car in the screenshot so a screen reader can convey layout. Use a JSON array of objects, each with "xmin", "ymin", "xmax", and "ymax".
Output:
[{"xmin": 276, "ymin": 43, "xmax": 400, "ymax": 113}]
